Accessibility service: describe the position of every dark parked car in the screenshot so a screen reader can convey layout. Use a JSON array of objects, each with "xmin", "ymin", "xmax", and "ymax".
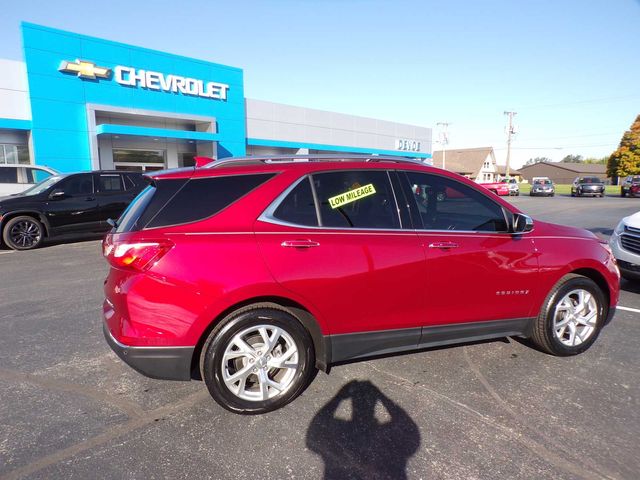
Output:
[
  {"xmin": 571, "ymin": 176, "xmax": 605, "ymax": 197},
  {"xmin": 620, "ymin": 175, "xmax": 640, "ymax": 197},
  {"xmin": 0, "ymin": 171, "xmax": 145, "ymax": 250}
]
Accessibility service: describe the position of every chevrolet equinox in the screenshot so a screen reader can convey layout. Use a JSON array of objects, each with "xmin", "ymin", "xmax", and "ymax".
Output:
[{"xmin": 102, "ymin": 155, "xmax": 619, "ymax": 414}]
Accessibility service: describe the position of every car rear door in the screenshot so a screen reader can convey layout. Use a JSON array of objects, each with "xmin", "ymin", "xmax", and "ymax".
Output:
[
  {"xmin": 255, "ymin": 169, "xmax": 427, "ymax": 355},
  {"xmin": 399, "ymin": 170, "xmax": 539, "ymax": 328}
]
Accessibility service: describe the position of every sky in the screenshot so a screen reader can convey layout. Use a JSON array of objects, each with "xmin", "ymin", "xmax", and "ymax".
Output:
[{"xmin": 1, "ymin": 0, "xmax": 639, "ymax": 168}]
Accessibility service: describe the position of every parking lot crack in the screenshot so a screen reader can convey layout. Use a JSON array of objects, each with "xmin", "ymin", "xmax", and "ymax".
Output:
[
  {"xmin": 0, "ymin": 367, "xmax": 146, "ymax": 419},
  {"xmin": 0, "ymin": 389, "xmax": 211, "ymax": 480},
  {"xmin": 366, "ymin": 361, "xmax": 617, "ymax": 480}
]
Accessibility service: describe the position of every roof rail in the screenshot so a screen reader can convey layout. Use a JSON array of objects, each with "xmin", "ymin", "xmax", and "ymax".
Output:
[{"xmin": 205, "ymin": 154, "xmax": 429, "ymax": 169}]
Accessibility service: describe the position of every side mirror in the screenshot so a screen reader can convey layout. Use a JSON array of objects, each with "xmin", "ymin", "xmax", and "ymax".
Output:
[
  {"xmin": 512, "ymin": 213, "xmax": 534, "ymax": 233},
  {"xmin": 49, "ymin": 189, "xmax": 66, "ymax": 200}
]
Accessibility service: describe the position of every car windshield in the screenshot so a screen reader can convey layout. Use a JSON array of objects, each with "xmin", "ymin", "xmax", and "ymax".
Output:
[
  {"xmin": 578, "ymin": 177, "xmax": 601, "ymax": 183},
  {"xmin": 20, "ymin": 174, "xmax": 66, "ymax": 196},
  {"xmin": 534, "ymin": 180, "xmax": 551, "ymax": 185}
]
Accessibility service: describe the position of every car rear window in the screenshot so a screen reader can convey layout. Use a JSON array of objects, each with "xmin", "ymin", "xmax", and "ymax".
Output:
[{"xmin": 116, "ymin": 173, "xmax": 275, "ymax": 231}]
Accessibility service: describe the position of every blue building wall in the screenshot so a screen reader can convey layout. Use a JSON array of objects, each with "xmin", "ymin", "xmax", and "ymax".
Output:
[{"xmin": 21, "ymin": 22, "xmax": 246, "ymax": 172}]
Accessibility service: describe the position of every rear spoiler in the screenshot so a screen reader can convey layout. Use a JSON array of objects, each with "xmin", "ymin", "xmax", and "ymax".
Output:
[{"xmin": 194, "ymin": 156, "xmax": 216, "ymax": 168}]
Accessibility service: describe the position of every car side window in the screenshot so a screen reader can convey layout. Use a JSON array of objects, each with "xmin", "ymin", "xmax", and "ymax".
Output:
[
  {"xmin": 98, "ymin": 174, "xmax": 124, "ymax": 193},
  {"xmin": 404, "ymin": 171, "xmax": 507, "ymax": 232},
  {"xmin": 0, "ymin": 168, "xmax": 18, "ymax": 183},
  {"xmin": 57, "ymin": 174, "xmax": 94, "ymax": 196},
  {"xmin": 24, "ymin": 168, "xmax": 53, "ymax": 184},
  {"xmin": 311, "ymin": 170, "xmax": 400, "ymax": 229},
  {"xmin": 273, "ymin": 177, "xmax": 319, "ymax": 226}
]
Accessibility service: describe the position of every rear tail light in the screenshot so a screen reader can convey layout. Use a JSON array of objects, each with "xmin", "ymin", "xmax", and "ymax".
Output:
[{"xmin": 103, "ymin": 235, "xmax": 173, "ymax": 272}]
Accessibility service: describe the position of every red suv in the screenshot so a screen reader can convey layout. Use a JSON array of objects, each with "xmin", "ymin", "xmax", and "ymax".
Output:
[{"xmin": 102, "ymin": 155, "xmax": 619, "ymax": 414}]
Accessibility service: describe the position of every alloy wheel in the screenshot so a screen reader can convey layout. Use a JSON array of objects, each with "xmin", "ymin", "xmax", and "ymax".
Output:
[
  {"xmin": 9, "ymin": 220, "xmax": 41, "ymax": 248},
  {"xmin": 221, "ymin": 324, "xmax": 299, "ymax": 401},
  {"xmin": 552, "ymin": 289, "xmax": 598, "ymax": 347}
]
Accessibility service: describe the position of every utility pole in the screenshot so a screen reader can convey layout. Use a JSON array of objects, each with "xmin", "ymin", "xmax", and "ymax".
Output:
[
  {"xmin": 436, "ymin": 122, "xmax": 449, "ymax": 170},
  {"xmin": 504, "ymin": 111, "xmax": 517, "ymax": 178}
]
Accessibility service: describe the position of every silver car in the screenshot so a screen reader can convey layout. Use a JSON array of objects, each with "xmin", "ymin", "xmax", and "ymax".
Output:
[{"xmin": 609, "ymin": 212, "xmax": 640, "ymax": 280}]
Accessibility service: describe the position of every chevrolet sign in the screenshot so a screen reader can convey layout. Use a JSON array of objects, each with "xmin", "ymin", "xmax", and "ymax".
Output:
[
  {"xmin": 114, "ymin": 66, "xmax": 228, "ymax": 101},
  {"xmin": 58, "ymin": 59, "xmax": 229, "ymax": 101},
  {"xmin": 59, "ymin": 59, "xmax": 111, "ymax": 79}
]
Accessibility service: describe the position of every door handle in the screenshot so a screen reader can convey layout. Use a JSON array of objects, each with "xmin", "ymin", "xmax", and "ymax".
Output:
[
  {"xmin": 281, "ymin": 239, "xmax": 320, "ymax": 248},
  {"xmin": 428, "ymin": 241, "xmax": 459, "ymax": 249}
]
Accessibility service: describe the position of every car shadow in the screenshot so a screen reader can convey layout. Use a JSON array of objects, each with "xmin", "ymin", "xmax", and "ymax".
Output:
[
  {"xmin": 620, "ymin": 278, "xmax": 640, "ymax": 294},
  {"xmin": 306, "ymin": 380, "xmax": 420, "ymax": 480}
]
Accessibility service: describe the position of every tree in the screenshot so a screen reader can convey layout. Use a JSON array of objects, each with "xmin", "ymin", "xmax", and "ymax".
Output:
[
  {"xmin": 560, "ymin": 154, "xmax": 583, "ymax": 163},
  {"xmin": 583, "ymin": 157, "xmax": 607, "ymax": 164},
  {"xmin": 608, "ymin": 115, "xmax": 640, "ymax": 178},
  {"xmin": 525, "ymin": 156, "xmax": 552, "ymax": 165}
]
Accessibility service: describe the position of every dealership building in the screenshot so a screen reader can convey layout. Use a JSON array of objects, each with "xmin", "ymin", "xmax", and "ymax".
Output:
[{"xmin": 0, "ymin": 23, "xmax": 432, "ymax": 174}]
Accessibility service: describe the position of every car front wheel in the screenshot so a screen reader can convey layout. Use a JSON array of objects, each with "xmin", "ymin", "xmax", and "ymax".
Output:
[
  {"xmin": 530, "ymin": 274, "xmax": 605, "ymax": 356},
  {"xmin": 201, "ymin": 306, "xmax": 316, "ymax": 414},
  {"xmin": 2, "ymin": 215, "xmax": 44, "ymax": 250}
]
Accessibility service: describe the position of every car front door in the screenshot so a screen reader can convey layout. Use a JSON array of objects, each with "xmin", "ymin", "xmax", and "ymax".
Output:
[
  {"xmin": 44, "ymin": 173, "xmax": 100, "ymax": 234},
  {"xmin": 95, "ymin": 173, "xmax": 132, "ymax": 228},
  {"xmin": 400, "ymin": 171, "xmax": 539, "ymax": 330},
  {"xmin": 255, "ymin": 169, "xmax": 427, "ymax": 360}
]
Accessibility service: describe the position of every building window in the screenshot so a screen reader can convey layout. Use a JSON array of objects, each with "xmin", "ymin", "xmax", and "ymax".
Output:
[
  {"xmin": 0, "ymin": 144, "xmax": 30, "ymax": 165},
  {"xmin": 113, "ymin": 149, "xmax": 166, "ymax": 172}
]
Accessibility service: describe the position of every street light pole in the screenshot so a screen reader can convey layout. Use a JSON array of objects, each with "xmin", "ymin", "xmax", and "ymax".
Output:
[
  {"xmin": 436, "ymin": 122, "xmax": 449, "ymax": 170},
  {"xmin": 504, "ymin": 111, "xmax": 517, "ymax": 178}
]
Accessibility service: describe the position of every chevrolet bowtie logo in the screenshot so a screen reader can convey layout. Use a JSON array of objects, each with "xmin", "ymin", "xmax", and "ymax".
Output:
[{"xmin": 59, "ymin": 59, "xmax": 111, "ymax": 80}]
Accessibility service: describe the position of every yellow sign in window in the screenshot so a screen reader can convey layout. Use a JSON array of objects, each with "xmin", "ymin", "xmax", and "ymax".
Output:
[{"xmin": 328, "ymin": 184, "xmax": 377, "ymax": 209}]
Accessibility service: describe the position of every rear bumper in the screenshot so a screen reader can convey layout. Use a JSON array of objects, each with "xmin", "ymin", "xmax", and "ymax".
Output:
[{"xmin": 103, "ymin": 324, "xmax": 194, "ymax": 381}]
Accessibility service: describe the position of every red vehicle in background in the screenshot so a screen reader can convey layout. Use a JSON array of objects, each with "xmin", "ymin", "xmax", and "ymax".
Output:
[
  {"xmin": 479, "ymin": 181, "xmax": 510, "ymax": 196},
  {"xmin": 102, "ymin": 155, "xmax": 619, "ymax": 414}
]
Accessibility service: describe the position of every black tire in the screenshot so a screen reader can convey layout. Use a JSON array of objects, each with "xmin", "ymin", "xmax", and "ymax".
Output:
[
  {"xmin": 2, "ymin": 215, "xmax": 44, "ymax": 250},
  {"xmin": 571, "ymin": 191, "xmax": 575, "ymax": 197},
  {"xmin": 530, "ymin": 274, "xmax": 606, "ymax": 356},
  {"xmin": 621, "ymin": 189, "xmax": 626, "ymax": 197},
  {"xmin": 201, "ymin": 305, "xmax": 316, "ymax": 414}
]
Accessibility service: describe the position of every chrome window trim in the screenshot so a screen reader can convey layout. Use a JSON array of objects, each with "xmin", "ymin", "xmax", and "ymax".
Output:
[
  {"xmin": 260, "ymin": 169, "xmax": 404, "ymax": 230},
  {"xmin": 259, "ymin": 168, "xmax": 522, "ymax": 235}
]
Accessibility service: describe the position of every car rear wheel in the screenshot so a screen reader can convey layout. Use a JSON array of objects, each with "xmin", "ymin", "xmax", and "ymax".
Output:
[
  {"xmin": 530, "ymin": 274, "xmax": 605, "ymax": 356},
  {"xmin": 201, "ymin": 306, "xmax": 316, "ymax": 414},
  {"xmin": 621, "ymin": 189, "xmax": 626, "ymax": 197},
  {"xmin": 2, "ymin": 215, "xmax": 44, "ymax": 250}
]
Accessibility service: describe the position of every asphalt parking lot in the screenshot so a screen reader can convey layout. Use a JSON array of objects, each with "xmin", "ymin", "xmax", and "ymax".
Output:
[{"xmin": 1, "ymin": 195, "xmax": 639, "ymax": 480}]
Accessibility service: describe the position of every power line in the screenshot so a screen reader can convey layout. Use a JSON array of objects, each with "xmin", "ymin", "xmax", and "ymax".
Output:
[
  {"xmin": 517, "ymin": 93, "xmax": 640, "ymax": 110},
  {"xmin": 494, "ymin": 142, "xmax": 615, "ymax": 150},
  {"xmin": 516, "ymin": 132, "xmax": 621, "ymax": 141}
]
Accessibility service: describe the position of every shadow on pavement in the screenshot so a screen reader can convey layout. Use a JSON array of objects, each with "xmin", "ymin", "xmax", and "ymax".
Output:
[
  {"xmin": 588, "ymin": 227, "xmax": 614, "ymax": 238},
  {"xmin": 620, "ymin": 278, "xmax": 640, "ymax": 294},
  {"xmin": 306, "ymin": 380, "xmax": 420, "ymax": 480}
]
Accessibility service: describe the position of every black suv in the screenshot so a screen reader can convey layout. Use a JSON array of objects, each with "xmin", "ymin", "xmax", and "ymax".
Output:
[{"xmin": 0, "ymin": 171, "xmax": 145, "ymax": 250}]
